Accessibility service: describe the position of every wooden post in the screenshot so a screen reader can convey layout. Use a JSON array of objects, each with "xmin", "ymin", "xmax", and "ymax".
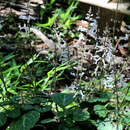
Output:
[{"xmin": 78, "ymin": 0, "xmax": 130, "ymax": 15}]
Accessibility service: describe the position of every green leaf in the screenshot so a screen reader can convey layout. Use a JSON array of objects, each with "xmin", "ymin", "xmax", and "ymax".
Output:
[
  {"xmin": 64, "ymin": 118, "xmax": 74, "ymax": 127},
  {"xmin": 97, "ymin": 121, "xmax": 123, "ymax": 130},
  {"xmin": 9, "ymin": 111, "xmax": 40, "ymax": 130},
  {"xmin": 0, "ymin": 112, "xmax": 7, "ymax": 127},
  {"xmin": 125, "ymin": 95, "xmax": 130, "ymax": 101},
  {"xmin": 50, "ymin": 0, "xmax": 55, "ymax": 5},
  {"xmin": 60, "ymin": 1, "xmax": 78, "ymax": 24},
  {"xmin": 94, "ymin": 105, "xmax": 108, "ymax": 118},
  {"xmin": 58, "ymin": 124, "xmax": 80, "ymax": 130},
  {"xmin": 23, "ymin": 104, "xmax": 34, "ymax": 111},
  {"xmin": 57, "ymin": 111, "xmax": 64, "ymax": 118},
  {"xmin": 7, "ymin": 88, "xmax": 18, "ymax": 95},
  {"xmin": 11, "ymin": 96, "xmax": 21, "ymax": 103},
  {"xmin": 0, "ymin": 101, "xmax": 11, "ymax": 106},
  {"xmin": 40, "ymin": 105, "xmax": 52, "ymax": 113},
  {"xmin": 37, "ymin": 11, "xmax": 58, "ymax": 29},
  {"xmin": 7, "ymin": 108, "xmax": 21, "ymax": 118},
  {"xmin": 38, "ymin": 98, "xmax": 48, "ymax": 103},
  {"xmin": 123, "ymin": 112, "xmax": 130, "ymax": 124},
  {"xmin": 64, "ymin": 15, "xmax": 80, "ymax": 29},
  {"xmin": 51, "ymin": 92, "xmax": 74, "ymax": 108},
  {"xmin": 0, "ymin": 89, "xmax": 3, "ymax": 93},
  {"xmin": 40, "ymin": 118, "xmax": 56, "ymax": 124},
  {"xmin": 33, "ymin": 105, "xmax": 41, "ymax": 112},
  {"xmin": 20, "ymin": 54, "xmax": 39, "ymax": 72},
  {"xmin": 2, "ymin": 53, "xmax": 15, "ymax": 63},
  {"xmin": 88, "ymin": 92, "xmax": 112, "ymax": 103},
  {"xmin": 12, "ymin": 59, "xmax": 20, "ymax": 75},
  {"xmin": 99, "ymin": 92, "xmax": 112, "ymax": 102},
  {"xmin": 73, "ymin": 108, "xmax": 90, "ymax": 121},
  {"xmin": 0, "ymin": 24, "xmax": 3, "ymax": 31},
  {"xmin": 88, "ymin": 97, "xmax": 99, "ymax": 103}
]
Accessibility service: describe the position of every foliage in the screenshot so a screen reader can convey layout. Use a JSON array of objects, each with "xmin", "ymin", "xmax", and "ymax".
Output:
[
  {"xmin": 37, "ymin": 1, "xmax": 80, "ymax": 38},
  {"xmin": 94, "ymin": 105, "xmax": 108, "ymax": 118},
  {"xmin": 73, "ymin": 108, "xmax": 90, "ymax": 121},
  {"xmin": 58, "ymin": 2, "xmax": 80, "ymax": 29},
  {"xmin": 97, "ymin": 121, "xmax": 123, "ymax": 130},
  {"xmin": 9, "ymin": 111, "xmax": 40, "ymax": 130},
  {"xmin": 37, "ymin": 11, "xmax": 58, "ymax": 30},
  {"xmin": 0, "ymin": 0, "xmax": 129, "ymax": 129},
  {"xmin": 51, "ymin": 92, "xmax": 74, "ymax": 108},
  {"xmin": 0, "ymin": 112, "xmax": 7, "ymax": 127}
]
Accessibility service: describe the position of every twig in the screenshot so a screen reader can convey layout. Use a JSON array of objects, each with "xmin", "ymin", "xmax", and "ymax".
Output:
[{"xmin": 31, "ymin": 28, "xmax": 62, "ymax": 55}]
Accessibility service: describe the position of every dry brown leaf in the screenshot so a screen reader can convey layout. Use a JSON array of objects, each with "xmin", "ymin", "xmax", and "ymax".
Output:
[
  {"xmin": 118, "ymin": 46, "xmax": 128, "ymax": 56},
  {"xmin": 76, "ymin": 20, "xmax": 89, "ymax": 28}
]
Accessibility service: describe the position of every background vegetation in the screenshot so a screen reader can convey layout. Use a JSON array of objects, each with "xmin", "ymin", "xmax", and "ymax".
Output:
[{"xmin": 0, "ymin": 0, "xmax": 129, "ymax": 130}]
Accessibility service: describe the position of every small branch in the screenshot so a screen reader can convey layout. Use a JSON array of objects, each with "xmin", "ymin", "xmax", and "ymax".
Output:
[{"xmin": 31, "ymin": 28, "xmax": 62, "ymax": 55}]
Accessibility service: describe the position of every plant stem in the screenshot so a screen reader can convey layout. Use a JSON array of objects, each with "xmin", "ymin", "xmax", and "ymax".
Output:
[
  {"xmin": 0, "ymin": 72, "xmax": 8, "ymax": 94},
  {"xmin": 114, "ymin": 74, "xmax": 119, "ymax": 130}
]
